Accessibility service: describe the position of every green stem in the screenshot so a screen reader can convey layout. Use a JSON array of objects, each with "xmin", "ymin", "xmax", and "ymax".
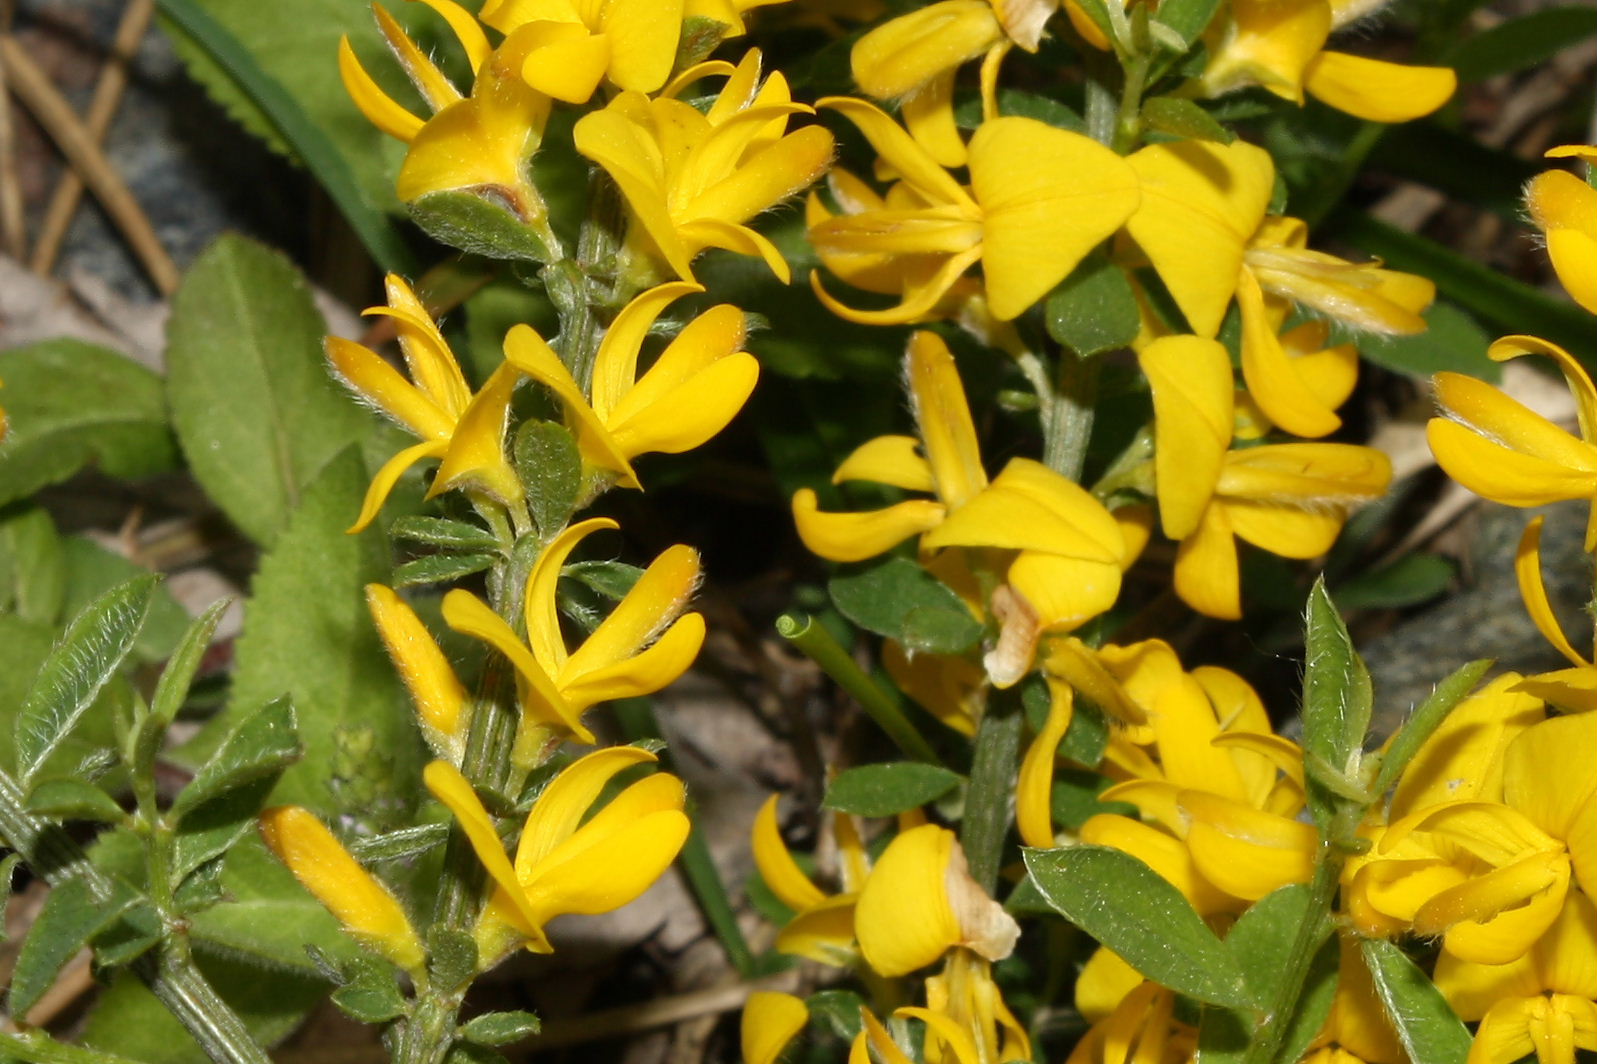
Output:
[
  {"xmin": 1239, "ymin": 847, "xmax": 1343, "ymax": 1064},
  {"xmin": 0, "ymin": 1031, "xmax": 146, "ymax": 1064},
  {"xmin": 562, "ymin": 170, "xmax": 626, "ymax": 393},
  {"xmin": 959, "ymin": 704, "xmax": 1022, "ymax": 894},
  {"xmin": 776, "ymin": 614, "xmax": 942, "ymax": 765},
  {"xmin": 1113, "ymin": 53, "xmax": 1151, "ymax": 154},
  {"xmin": 1043, "ymin": 350, "xmax": 1100, "ymax": 482}
]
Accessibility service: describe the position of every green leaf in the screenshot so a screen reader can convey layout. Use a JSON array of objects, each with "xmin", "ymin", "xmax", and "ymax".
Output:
[
  {"xmin": 165, "ymin": 235, "xmax": 371, "ymax": 546},
  {"xmin": 1153, "ymin": 0, "xmax": 1221, "ymax": 47},
  {"xmin": 0, "ymin": 506, "xmax": 65, "ymax": 624},
  {"xmin": 829, "ymin": 556, "xmax": 982, "ymax": 655},
  {"xmin": 391, "ymin": 516, "xmax": 503, "ymax": 552},
  {"xmin": 58, "ymin": 537, "xmax": 192, "ymax": 663},
  {"xmin": 1023, "ymin": 845, "xmax": 1253, "ymax": 1008},
  {"xmin": 1333, "ymin": 554, "xmax": 1454, "ymax": 611},
  {"xmin": 172, "ymin": 698, "xmax": 300, "ymax": 820},
  {"xmin": 1301, "ymin": 577, "xmax": 1371, "ymax": 826},
  {"xmin": 93, "ymin": 903, "xmax": 163, "ymax": 966},
  {"xmin": 1045, "ymin": 255, "xmax": 1141, "ymax": 357},
  {"xmin": 1360, "ymin": 938, "xmax": 1472, "ymax": 1064},
  {"xmin": 349, "ymin": 822, "xmax": 451, "ymax": 862},
  {"xmin": 331, "ymin": 957, "xmax": 407, "ymax": 1023},
  {"xmin": 1142, "ymin": 97, "xmax": 1234, "ymax": 143},
  {"xmin": 393, "ymin": 552, "xmax": 497, "ymax": 588},
  {"xmin": 172, "ymin": 777, "xmax": 282, "ymax": 888},
  {"xmin": 563, "ymin": 559, "xmax": 646, "ymax": 600},
  {"xmin": 153, "ymin": 0, "xmax": 414, "ymax": 273},
  {"xmin": 14, "ymin": 575, "xmax": 154, "ymax": 785},
  {"xmin": 1371, "ymin": 659, "xmax": 1493, "ymax": 799},
  {"xmin": 0, "ymin": 340, "xmax": 178, "ymax": 508},
  {"xmin": 1354, "ymin": 303, "xmax": 1499, "ymax": 383},
  {"xmin": 806, "ymin": 989, "xmax": 868, "ymax": 1042},
  {"xmin": 214, "ymin": 447, "xmax": 421, "ymax": 814},
  {"xmin": 140, "ymin": 599, "xmax": 233, "ymax": 770},
  {"xmin": 1446, "ymin": 6, "xmax": 1597, "ymax": 82},
  {"xmin": 1326, "ymin": 208, "xmax": 1597, "ymax": 364},
  {"xmin": 9, "ymin": 878, "xmax": 124, "ymax": 1016},
  {"xmin": 460, "ymin": 1011, "xmax": 542, "ymax": 1047},
  {"xmin": 822, "ymin": 763, "xmax": 962, "ymax": 817},
  {"xmin": 409, "ymin": 191, "xmax": 558, "ymax": 263},
  {"xmin": 514, "ymin": 420, "xmax": 582, "ymax": 537},
  {"xmin": 0, "ymin": 853, "xmax": 23, "ymax": 942},
  {"xmin": 428, "ymin": 927, "xmax": 479, "ymax": 993},
  {"xmin": 188, "ymin": 838, "xmax": 360, "ymax": 973},
  {"xmin": 25, "ymin": 778, "xmax": 126, "ymax": 823}
]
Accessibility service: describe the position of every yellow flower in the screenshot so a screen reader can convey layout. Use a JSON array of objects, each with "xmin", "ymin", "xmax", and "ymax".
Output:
[
  {"xmin": 923, "ymin": 948, "xmax": 1033, "ymax": 1063},
  {"xmin": 686, "ymin": 0, "xmax": 788, "ymax": 36},
  {"xmin": 1529, "ymin": 146, "xmax": 1597, "ymax": 314},
  {"xmin": 259, "ymin": 805, "xmax": 424, "ymax": 973},
  {"xmin": 751, "ymin": 795, "xmax": 869, "ymax": 964},
  {"xmin": 340, "ymin": 3, "xmax": 553, "ymax": 218},
  {"xmin": 1065, "ymin": 979, "xmax": 1196, "ymax": 1064},
  {"xmin": 853, "ymin": 823, "xmax": 1018, "ymax": 977},
  {"xmin": 1199, "ymin": 0, "xmax": 1455, "ymax": 123},
  {"xmin": 366, "ymin": 584, "xmax": 473, "ymax": 762},
  {"xmin": 807, "ymin": 97, "xmax": 1139, "ymax": 323},
  {"xmin": 1435, "ymin": 892, "xmax": 1597, "ymax": 1064},
  {"xmin": 1512, "ymin": 517, "xmax": 1596, "ymax": 713},
  {"xmin": 847, "ymin": 0, "xmax": 1057, "ymax": 167},
  {"xmin": 741, "ymin": 991, "xmax": 809, "ymax": 1064},
  {"xmin": 424, "ymin": 748, "xmax": 690, "ymax": 960},
  {"xmin": 504, "ymin": 282, "xmax": 759, "ymax": 490},
  {"xmin": 1428, "ymin": 335, "xmax": 1597, "ymax": 550},
  {"xmin": 1349, "ymin": 712, "xmax": 1594, "ymax": 965},
  {"xmin": 573, "ymin": 50, "xmax": 834, "ymax": 285},
  {"xmin": 327, "ymin": 275, "xmax": 522, "ymax": 533},
  {"xmin": 475, "ymin": 0, "xmax": 682, "ymax": 102},
  {"xmin": 1139, "ymin": 334, "xmax": 1391, "ymax": 618},
  {"xmin": 1239, "ymin": 215, "xmax": 1432, "ymax": 438},
  {"xmin": 442, "ymin": 518, "xmax": 704, "ymax": 755},
  {"xmin": 883, "ymin": 637, "xmax": 987, "ymax": 738}
]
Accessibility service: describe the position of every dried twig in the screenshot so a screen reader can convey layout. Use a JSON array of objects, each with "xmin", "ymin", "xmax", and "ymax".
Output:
[
  {"xmin": 0, "ymin": 36, "xmax": 178, "ymax": 294},
  {"xmin": 0, "ymin": 0, "xmax": 26, "ymax": 259},
  {"xmin": 30, "ymin": 0, "xmax": 154, "ymax": 275}
]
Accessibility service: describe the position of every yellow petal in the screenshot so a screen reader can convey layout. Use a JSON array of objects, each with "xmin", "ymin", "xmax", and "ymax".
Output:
[
  {"xmin": 752, "ymin": 795, "xmax": 828, "ymax": 911},
  {"xmin": 1077, "ymin": 947, "xmax": 1144, "ymax": 1024},
  {"xmin": 899, "ymin": 1006, "xmax": 983, "ymax": 1064},
  {"xmin": 1468, "ymin": 1000, "xmax": 1537, "ymax": 1064},
  {"xmin": 375, "ymin": 275, "xmax": 473, "ymax": 416},
  {"xmin": 413, "ymin": 0, "xmax": 491, "ymax": 73},
  {"xmin": 1008, "ymin": 551, "xmax": 1122, "ymax": 633},
  {"xmin": 1490, "ymin": 335, "xmax": 1597, "ymax": 455},
  {"xmin": 968, "ymin": 117, "xmax": 1141, "ymax": 321},
  {"xmin": 902, "ymin": 70, "xmax": 967, "ymax": 169},
  {"xmin": 1217, "ymin": 442, "xmax": 1391, "ymax": 504},
  {"xmin": 817, "ymin": 96, "xmax": 977, "ymax": 213},
  {"xmin": 519, "ymin": 22, "xmax": 612, "ymax": 103},
  {"xmin": 423, "ymin": 759, "xmax": 545, "ymax": 943},
  {"xmin": 1079, "ymin": 813, "xmax": 1237, "ymax": 915},
  {"xmin": 525, "ymin": 517, "xmax": 619, "ymax": 674},
  {"xmin": 1223, "ymin": 501, "xmax": 1345, "ymax": 559},
  {"xmin": 1125, "ymin": 139, "xmax": 1276, "ymax": 337},
  {"xmin": 1017, "ymin": 681, "xmax": 1073, "ymax": 848},
  {"xmin": 923, "ymin": 458, "xmax": 1123, "ymax": 564},
  {"xmin": 1427, "ymin": 419, "xmax": 1595, "ymax": 510},
  {"xmin": 591, "ymin": 282, "xmax": 706, "ymax": 422},
  {"xmin": 810, "ymin": 243, "xmax": 985, "ymax": 326},
  {"xmin": 366, "ymin": 584, "xmax": 469, "ymax": 756},
  {"xmin": 833, "ymin": 435, "xmax": 936, "ymax": 492},
  {"xmin": 1237, "ymin": 268, "xmax": 1341, "ymax": 438},
  {"xmin": 431, "ymin": 363, "xmax": 524, "ymax": 506},
  {"xmin": 1303, "ymin": 51, "xmax": 1457, "ymax": 123},
  {"xmin": 742, "ymin": 992, "xmax": 809, "ymax": 1064},
  {"xmin": 776, "ymin": 894, "xmax": 860, "ymax": 965},
  {"xmin": 850, "ymin": 0, "xmax": 1004, "ymax": 100},
  {"xmin": 1140, "ymin": 335, "xmax": 1232, "ymax": 538},
  {"xmin": 906, "ymin": 330, "xmax": 987, "ymax": 509},
  {"xmin": 1528, "ymin": 171, "xmax": 1597, "ymax": 314},
  {"xmin": 1180, "ymin": 790, "xmax": 1318, "ymax": 901},
  {"xmin": 260, "ymin": 806, "xmax": 424, "ymax": 972},
  {"xmin": 1043, "ymin": 638, "xmax": 1147, "ymax": 728},
  {"xmin": 326, "ymin": 336, "xmax": 453, "ymax": 441},
  {"xmin": 517, "ymin": 746, "xmax": 661, "ymax": 870},
  {"xmin": 1503, "ymin": 714, "xmax": 1597, "ymax": 879},
  {"xmin": 372, "ymin": 2, "xmax": 459, "ymax": 112},
  {"xmin": 441, "ymin": 589, "xmax": 592, "ymax": 742},
  {"xmin": 1174, "ymin": 503, "xmax": 1240, "ymax": 620},
  {"xmin": 1516, "ymin": 518, "xmax": 1588, "ymax": 669},
  {"xmin": 347, "ymin": 438, "xmax": 451, "ymax": 534},
  {"xmin": 503, "ymin": 323, "xmax": 639, "ymax": 487},
  {"xmin": 339, "ymin": 36, "xmax": 423, "ymax": 142},
  {"xmin": 561, "ymin": 613, "xmax": 705, "ymax": 710},
  {"xmin": 562, "ymin": 543, "xmax": 701, "ymax": 688},
  {"xmin": 791, "ymin": 488, "xmax": 947, "ymax": 562},
  {"xmin": 597, "ymin": 0, "xmax": 683, "ymax": 93},
  {"xmin": 1201, "ymin": 0, "xmax": 1329, "ymax": 102},
  {"xmin": 573, "ymin": 97, "xmax": 695, "ymax": 281}
]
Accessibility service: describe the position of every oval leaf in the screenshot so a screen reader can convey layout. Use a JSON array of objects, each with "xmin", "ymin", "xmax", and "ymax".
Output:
[
  {"xmin": 1360, "ymin": 938, "xmax": 1472, "ymax": 1064},
  {"xmin": 823, "ymin": 762, "xmax": 963, "ymax": 817},
  {"xmin": 829, "ymin": 556, "xmax": 981, "ymax": 655},
  {"xmin": 1024, "ymin": 845, "xmax": 1253, "ymax": 1008}
]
